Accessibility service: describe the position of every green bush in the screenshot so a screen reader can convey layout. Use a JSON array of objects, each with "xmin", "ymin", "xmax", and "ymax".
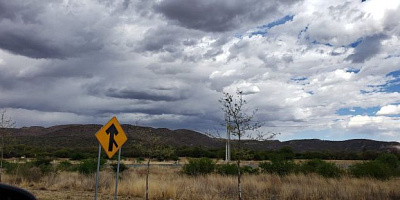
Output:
[
  {"xmin": 70, "ymin": 152, "xmax": 87, "ymax": 160},
  {"xmin": 316, "ymin": 162, "xmax": 342, "ymax": 178},
  {"xmin": 217, "ymin": 163, "xmax": 259, "ymax": 176},
  {"xmin": 53, "ymin": 149, "xmax": 70, "ymax": 158},
  {"xmin": 183, "ymin": 157, "xmax": 215, "ymax": 176},
  {"xmin": 3, "ymin": 161, "xmax": 18, "ymax": 174},
  {"xmin": 299, "ymin": 159, "xmax": 324, "ymax": 174},
  {"xmin": 259, "ymin": 160, "xmax": 296, "ymax": 176},
  {"xmin": 278, "ymin": 146, "xmax": 295, "ymax": 160},
  {"xmin": 34, "ymin": 157, "xmax": 52, "ymax": 166},
  {"xmin": 33, "ymin": 157, "xmax": 54, "ymax": 174},
  {"xmin": 57, "ymin": 160, "xmax": 75, "ymax": 171},
  {"xmin": 77, "ymin": 158, "xmax": 106, "ymax": 174},
  {"xmin": 349, "ymin": 153, "xmax": 400, "ymax": 180},
  {"xmin": 170, "ymin": 154, "xmax": 180, "ymax": 161},
  {"xmin": 217, "ymin": 163, "xmax": 238, "ymax": 175},
  {"xmin": 241, "ymin": 165, "xmax": 259, "ymax": 174},
  {"xmin": 136, "ymin": 157, "xmax": 145, "ymax": 163},
  {"xmin": 3, "ymin": 162, "xmax": 43, "ymax": 182},
  {"xmin": 111, "ymin": 162, "xmax": 129, "ymax": 173},
  {"xmin": 375, "ymin": 153, "xmax": 399, "ymax": 169},
  {"xmin": 349, "ymin": 161, "xmax": 392, "ymax": 180}
]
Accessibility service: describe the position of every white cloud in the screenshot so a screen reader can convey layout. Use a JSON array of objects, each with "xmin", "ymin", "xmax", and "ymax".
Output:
[
  {"xmin": 377, "ymin": 105, "xmax": 400, "ymax": 116},
  {"xmin": 347, "ymin": 115, "xmax": 385, "ymax": 127},
  {"xmin": 1, "ymin": 0, "xmax": 400, "ymax": 141}
]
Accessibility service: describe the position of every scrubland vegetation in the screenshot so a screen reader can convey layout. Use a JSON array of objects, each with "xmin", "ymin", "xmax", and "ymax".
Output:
[
  {"xmin": 3, "ymin": 165, "xmax": 400, "ymax": 200},
  {"xmin": 2, "ymin": 152, "xmax": 400, "ymax": 199}
]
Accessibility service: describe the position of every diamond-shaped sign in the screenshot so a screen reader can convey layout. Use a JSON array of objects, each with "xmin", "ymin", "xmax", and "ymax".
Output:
[{"xmin": 95, "ymin": 116, "xmax": 127, "ymax": 158}]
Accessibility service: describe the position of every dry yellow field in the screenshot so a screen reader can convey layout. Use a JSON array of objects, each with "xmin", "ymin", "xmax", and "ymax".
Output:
[{"xmin": 3, "ymin": 166, "xmax": 400, "ymax": 200}]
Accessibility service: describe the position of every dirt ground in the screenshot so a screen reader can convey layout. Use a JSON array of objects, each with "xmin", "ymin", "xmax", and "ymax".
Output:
[{"xmin": 29, "ymin": 189, "xmax": 141, "ymax": 200}]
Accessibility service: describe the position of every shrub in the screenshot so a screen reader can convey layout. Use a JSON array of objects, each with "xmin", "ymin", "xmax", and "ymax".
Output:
[
  {"xmin": 259, "ymin": 160, "xmax": 296, "ymax": 176},
  {"xmin": 3, "ymin": 162, "xmax": 43, "ymax": 182},
  {"xmin": 136, "ymin": 157, "xmax": 145, "ymax": 163},
  {"xmin": 349, "ymin": 161, "xmax": 393, "ymax": 180},
  {"xmin": 375, "ymin": 153, "xmax": 399, "ymax": 169},
  {"xmin": 349, "ymin": 153, "xmax": 400, "ymax": 180},
  {"xmin": 217, "ymin": 163, "xmax": 259, "ymax": 176},
  {"xmin": 316, "ymin": 162, "xmax": 342, "ymax": 178},
  {"xmin": 33, "ymin": 157, "xmax": 54, "ymax": 174},
  {"xmin": 3, "ymin": 161, "xmax": 19, "ymax": 175},
  {"xmin": 241, "ymin": 165, "xmax": 259, "ymax": 174},
  {"xmin": 34, "ymin": 157, "xmax": 52, "ymax": 166},
  {"xmin": 278, "ymin": 146, "xmax": 295, "ymax": 160},
  {"xmin": 70, "ymin": 152, "xmax": 87, "ymax": 160},
  {"xmin": 217, "ymin": 163, "xmax": 238, "ymax": 176},
  {"xmin": 53, "ymin": 149, "xmax": 70, "ymax": 158},
  {"xmin": 299, "ymin": 159, "xmax": 324, "ymax": 174},
  {"xmin": 77, "ymin": 158, "xmax": 106, "ymax": 175},
  {"xmin": 183, "ymin": 157, "xmax": 215, "ymax": 176},
  {"xmin": 170, "ymin": 154, "xmax": 180, "ymax": 161},
  {"xmin": 111, "ymin": 162, "xmax": 129, "ymax": 173},
  {"xmin": 57, "ymin": 160, "xmax": 75, "ymax": 172}
]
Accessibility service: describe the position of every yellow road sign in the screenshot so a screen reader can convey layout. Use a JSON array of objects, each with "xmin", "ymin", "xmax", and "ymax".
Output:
[{"xmin": 95, "ymin": 116, "xmax": 128, "ymax": 158}]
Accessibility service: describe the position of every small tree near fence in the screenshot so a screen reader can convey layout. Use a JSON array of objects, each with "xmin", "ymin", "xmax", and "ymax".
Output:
[
  {"xmin": 0, "ymin": 109, "xmax": 16, "ymax": 182},
  {"xmin": 132, "ymin": 129, "xmax": 174, "ymax": 200},
  {"xmin": 219, "ymin": 90, "xmax": 274, "ymax": 200}
]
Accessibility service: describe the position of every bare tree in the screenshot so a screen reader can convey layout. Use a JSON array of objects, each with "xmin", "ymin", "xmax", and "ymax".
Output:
[
  {"xmin": 132, "ymin": 129, "xmax": 174, "ymax": 200},
  {"xmin": 219, "ymin": 90, "xmax": 263, "ymax": 200},
  {"xmin": 0, "ymin": 109, "xmax": 16, "ymax": 182}
]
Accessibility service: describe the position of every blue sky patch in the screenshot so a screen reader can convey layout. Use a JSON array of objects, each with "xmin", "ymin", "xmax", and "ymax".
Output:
[
  {"xmin": 291, "ymin": 77, "xmax": 307, "ymax": 81},
  {"xmin": 311, "ymin": 40, "xmax": 333, "ymax": 47},
  {"xmin": 259, "ymin": 15, "xmax": 294, "ymax": 29},
  {"xmin": 381, "ymin": 70, "xmax": 400, "ymax": 92},
  {"xmin": 250, "ymin": 15, "xmax": 294, "ymax": 37},
  {"xmin": 336, "ymin": 106, "xmax": 380, "ymax": 116},
  {"xmin": 348, "ymin": 38, "xmax": 363, "ymax": 48},
  {"xmin": 386, "ymin": 70, "xmax": 400, "ymax": 78},
  {"xmin": 382, "ymin": 83, "xmax": 400, "ymax": 93},
  {"xmin": 346, "ymin": 68, "xmax": 360, "ymax": 73}
]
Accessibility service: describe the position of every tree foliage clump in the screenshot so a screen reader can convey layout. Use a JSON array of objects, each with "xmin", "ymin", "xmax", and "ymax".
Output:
[
  {"xmin": 349, "ymin": 153, "xmax": 400, "ymax": 180},
  {"xmin": 217, "ymin": 163, "xmax": 238, "ymax": 176},
  {"xmin": 77, "ymin": 158, "xmax": 106, "ymax": 175},
  {"xmin": 259, "ymin": 160, "xmax": 296, "ymax": 176},
  {"xmin": 217, "ymin": 163, "xmax": 259, "ymax": 175},
  {"xmin": 183, "ymin": 157, "xmax": 215, "ymax": 176},
  {"xmin": 315, "ymin": 162, "xmax": 342, "ymax": 178}
]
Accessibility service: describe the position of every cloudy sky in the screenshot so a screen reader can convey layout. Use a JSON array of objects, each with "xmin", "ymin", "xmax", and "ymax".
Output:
[{"xmin": 0, "ymin": 0, "xmax": 399, "ymax": 141}]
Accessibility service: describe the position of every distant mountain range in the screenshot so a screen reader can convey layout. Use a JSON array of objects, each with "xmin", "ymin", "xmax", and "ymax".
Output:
[{"xmin": 1, "ymin": 124, "xmax": 399, "ymax": 153}]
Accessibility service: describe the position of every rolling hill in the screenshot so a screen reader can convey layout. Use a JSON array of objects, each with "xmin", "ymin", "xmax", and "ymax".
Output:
[{"xmin": 1, "ymin": 124, "xmax": 399, "ymax": 154}]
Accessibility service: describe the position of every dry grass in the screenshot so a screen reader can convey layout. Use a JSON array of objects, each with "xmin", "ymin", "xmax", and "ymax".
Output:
[{"xmin": 4, "ymin": 166, "xmax": 400, "ymax": 200}]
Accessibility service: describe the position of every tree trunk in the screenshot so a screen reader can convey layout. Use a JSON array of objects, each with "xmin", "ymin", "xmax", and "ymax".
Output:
[
  {"xmin": 237, "ymin": 134, "xmax": 242, "ymax": 200},
  {"xmin": 146, "ymin": 156, "xmax": 151, "ymax": 200},
  {"xmin": 237, "ymin": 159, "xmax": 242, "ymax": 200},
  {"xmin": 0, "ymin": 133, "xmax": 3, "ymax": 182}
]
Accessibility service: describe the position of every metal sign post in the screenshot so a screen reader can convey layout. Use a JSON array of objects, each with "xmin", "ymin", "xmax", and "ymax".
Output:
[
  {"xmin": 114, "ymin": 148, "xmax": 122, "ymax": 200},
  {"xmin": 94, "ymin": 144, "xmax": 101, "ymax": 200}
]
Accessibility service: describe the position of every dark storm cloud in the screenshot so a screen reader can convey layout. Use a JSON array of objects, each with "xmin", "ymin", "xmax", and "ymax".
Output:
[
  {"xmin": 147, "ymin": 63, "xmax": 191, "ymax": 75},
  {"xmin": 0, "ymin": 24, "xmax": 104, "ymax": 59},
  {"xmin": 0, "ymin": 1, "xmax": 108, "ymax": 59},
  {"xmin": 0, "ymin": 31, "xmax": 65, "ymax": 59},
  {"xmin": 346, "ymin": 34, "xmax": 388, "ymax": 63},
  {"xmin": 105, "ymin": 88, "xmax": 189, "ymax": 101},
  {"xmin": 154, "ymin": 0, "xmax": 301, "ymax": 32},
  {"xmin": 136, "ymin": 25, "xmax": 201, "ymax": 53},
  {"xmin": 0, "ymin": 1, "xmax": 42, "ymax": 23}
]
